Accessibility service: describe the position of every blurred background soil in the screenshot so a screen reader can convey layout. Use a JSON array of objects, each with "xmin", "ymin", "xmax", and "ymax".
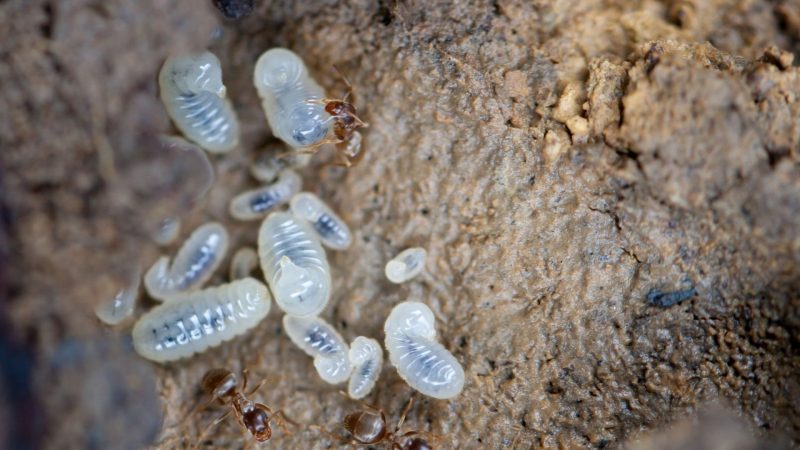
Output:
[{"xmin": 0, "ymin": 0, "xmax": 798, "ymax": 449}]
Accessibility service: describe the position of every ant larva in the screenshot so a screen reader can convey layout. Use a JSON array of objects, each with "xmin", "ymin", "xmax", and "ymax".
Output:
[
  {"xmin": 193, "ymin": 368, "xmax": 295, "ymax": 447},
  {"xmin": 289, "ymin": 192, "xmax": 352, "ymax": 250}
]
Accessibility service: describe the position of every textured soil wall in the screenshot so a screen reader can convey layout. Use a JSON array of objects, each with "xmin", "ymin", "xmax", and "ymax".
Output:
[{"xmin": 0, "ymin": 1, "xmax": 798, "ymax": 449}]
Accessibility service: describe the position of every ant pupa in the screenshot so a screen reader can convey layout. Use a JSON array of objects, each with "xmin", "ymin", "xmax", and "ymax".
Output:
[
  {"xmin": 229, "ymin": 247, "xmax": 259, "ymax": 280},
  {"xmin": 194, "ymin": 368, "xmax": 294, "ymax": 446},
  {"xmin": 282, "ymin": 315, "xmax": 352, "ymax": 384},
  {"xmin": 144, "ymin": 222, "xmax": 230, "ymax": 302},
  {"xmin": 347, "ymin": 336, "xmax": 383, "ymax": 399},
  {"xmin": 132, "ymin": 277, "xmax": 271, "ymax": 362},
  {"xmin": 384, "ymin": 302, "xmax": 464, "ymax": 399},
  {"xmin": 159, "ymin": 51, "xmax": 239, "ymax": 153},
  {"xmin": 385, "ymin": 248, "xmax": 427, "ymax": 284},
  {"xmin": 152, "ymin": 217, "xmax": 181, "ymax": 246},
  {"xmin": 290, "ymin": 192, "xmax": 352, "ymax": 250},
  {"xmin": 258, "ymin": 212, "xmax": 331, "ymax": 317},
  {"xmin": 94, "ymin": 266, "xmax": 142, "ymax": 325},
  {"xmin": 229, "ymin": 169, "xmax": 302, "ymax": 221}
]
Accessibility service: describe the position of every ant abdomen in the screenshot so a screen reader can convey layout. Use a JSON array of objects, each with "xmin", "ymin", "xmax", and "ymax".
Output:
[
  {"xmin": 344, "ymin": 410, "xmax": 387, "ymax": 444},
  {"xmin": 202, "ymin": 368, "xmax": 239, "ymax": 402}
]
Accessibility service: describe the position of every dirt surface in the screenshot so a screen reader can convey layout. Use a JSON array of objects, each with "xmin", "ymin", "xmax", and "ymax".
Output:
[{"xmin": 0, "ymin": 1, "xmax": 798, "ymax": 449}]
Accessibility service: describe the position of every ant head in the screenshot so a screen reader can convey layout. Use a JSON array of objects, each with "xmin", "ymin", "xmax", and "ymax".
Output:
[
  {"xmin": 242, "ymin": 406, "xmax": 273, "ymax": 442},
  {"xmin": 344, "ymin": 410, "xmax": 387, "ymax": 444},
  {"xmin": 405, "ymin": 437, "xmax": 432, "ymax": 450}
]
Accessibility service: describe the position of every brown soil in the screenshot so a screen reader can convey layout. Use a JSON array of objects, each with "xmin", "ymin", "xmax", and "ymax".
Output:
[{"xmin": 0, "ymin": 1, "xmax": 798, "ymax": 449}]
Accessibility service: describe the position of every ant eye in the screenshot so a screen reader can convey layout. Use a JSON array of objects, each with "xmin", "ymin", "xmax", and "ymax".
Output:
[{"xmin": 290, "ymin": 192, "xmax": 352, "ymax": 250}]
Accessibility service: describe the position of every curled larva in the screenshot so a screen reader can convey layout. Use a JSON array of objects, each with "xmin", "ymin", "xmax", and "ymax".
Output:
[
  {"xmin": 384, "ymin": 301, "xmax": 465, "ymax": 399},
  {"xmin": 254, "ymin": 48, "xmax": 331, "ymax": 148},
  {"xmin": 290, "ymin": 192, "xmax": 352, "ymax": 250},
  {"xmin": 282, "ymin": 315, "xmax": 352, "ymax": 384},
  {"xmin": 132, "ymin": 277, "xmax": 271, "ymax": 363},
  {"xmin": 385, "ymin": 247, "xmax": 427, "ymax": 284},
  {"xmin": 94, "ymin": 266, "xmax": 142, "ymax": 326},
  {"xmin": 229, "ymin": 169, "xmax": 302, "ymax": 221},
  {"xmin": 145, "ymin": 222, "xmax": 229, "ymax": 301},
  {"xmin": 152, "ymin": 217, "xmax": 181, "ymax": 246},
  {"xmin": 347, "ymin": 336, "xmax": 383, "ymax": 399},
  {"xmin": 229, "ymin": 247, "xmax": 258, "ymax": 280},
  {"xmin": 159, "ymin": 51, "xmax": 239, "ymax": 153},
  {"xmin": 258, "ymin": 212, "xmax": 331, "ymax": 317}
]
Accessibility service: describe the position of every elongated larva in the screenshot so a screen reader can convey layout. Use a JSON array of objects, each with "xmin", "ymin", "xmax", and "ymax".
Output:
[
  {"xmin": 159, "ymin": 52, "xmax": 239, "ymax": 153},
  {"xmin": 95, "ymin": 267, "xmax": 142, "ymax": 326},
  {"xmin": 290, "ymin": 192, "xmax": 352, "ymax": 250},
  {"xmin": 258, "ymin": 212, "xmax": 331, "ymax": 317},
  {"xmin": 145, "ymin": 222, "xmax": 229, "ymax": 301},
  {"xmin": 229, "ymin": 247, "xmax": 258, "ymax": 280},
  {"xmin": 384, "ymin": 302, "xmax": 465, "ymax": 399},
  {"xmin": 152, "ymin": 218, "xmax": 181, "ymax": 246},
  {"xmin": 385, "ymin": 247, "xmax": 427, "ymax": 284},
  {"xmin": 254, "ymin": 48, "xmax": 331, "ymax": 148},
  {"xmin": 282, "ymin": 315, "xmax": 352, "ymax": 384},
  {"xmin": 229, "ymin": 170, "xmax": 302, "ymax": 221},
  {"xmin": 347, "ymin": 336, "xmax": 383, "ymax": 399},
  {"xmin": 132, "ymin": 278, "xmax": 271, "ymax": 362}
]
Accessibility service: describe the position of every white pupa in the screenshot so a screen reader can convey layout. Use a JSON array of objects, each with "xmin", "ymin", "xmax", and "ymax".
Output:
[
  {"xmin": 144, "ymin": 222, "xmax": 229, "ymax": 301},
  {"xmin": 159, "ymin": 51, "xmax": 239, "ymax": 153},
  {"xmin": 229, "ymin": 247, "xmax": 259, "ymax": 280},
  {"xmin": 258, "ymin": 212, "xmax": 331, "ymax": 317},
  {"xmin": 282, "ymin": 315, "xmax": 352, "ymax": 384},
  {"xmin": 347, "ymin": 336, "xmax": 383, "ymax": 399},
  {"xmin": 385, "ymin": 248, "xmax": 427, "ymax": 283},
  {"xmin": 253, "ymin": 48, "xmax": 331, "ymax": 148},
  {"xmin": 229, "ymin": 169, "xmax": 302, "ymax": 221},
  {"xmin": 384, "ymin": 301, "xmax": 465, "ymax": 399},
  {"xmin": 132, "ymin": 278, "xmax": 271, "ymax": 363},
  {"xmin": 94, "ymin": 266, "xmax": 142, "ymax": 326},
  {"xmin": 290, "ymin": 192, "xmax": 352, "ymax": 250}
]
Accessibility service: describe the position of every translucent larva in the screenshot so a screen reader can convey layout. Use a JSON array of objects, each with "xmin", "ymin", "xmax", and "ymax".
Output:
[
  {"xmin": 385, "ymin": 248, "xmax": 427, "ymax": 284},
  {"xmin": 253, "ymin": 48, "xmax": 331, "ymax": 148},
  {"xmin": 152, "ymin": 217, "xmax": 181, "ymax": 246},
  {"xmin": 159, "ymin": 51, "xmax": 239, "ymax": 153},
  {"xmin": 347, "ymin": 336, "xmax": 383, "ymax": 399},
  {"xmin": 384, "ymin": 302, "xmax": 465, "ymax": 399},
  {"xmin": 144, "ymin": 222, "xmax": 230, "ymax": 301},
  {"xmin": 289, "ymin": 192, "xmax": 352, "ymax": 250},
  {"xmin": 229, "ymin": 247, "xmax": 258, "ymax": 280},
  {"xmin": 94, "ymin": 267, "xmax": 142, "ymax": 326},
  {"xmin": 132, "ymin": 277, "xmax": 271, "ymax": 363},
  {"xmin": 229, "ymin": 170, "xmax": 302, "ymax": 221},
  {"xmin": 282, "ymin": 315, "xmax": 352, "ymax": 384},
  {"xmin": 258, "ymin": 212, "xmax": 331, "ymax": 317}
]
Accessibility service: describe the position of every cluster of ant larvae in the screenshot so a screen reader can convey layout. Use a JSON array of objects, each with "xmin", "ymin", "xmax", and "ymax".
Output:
[
  {"xmin": 229, "ymin": 169, "xmax": 302, "ymax": 221},
  {"xmin": 229, "ymin": 247, "xmax": 259, "ymax": 280},
  {"xmin": 384, "ymin": 302, "xmax": 465, "ymax": 399},
  {"xmin": 152, "ymin": 217, "xmax": 181, "ymax": 246},
  {"xmin": 347, "ymin": 336, "xmax": 383, "ymax": 399},
  {"xmin": 385, "ymin": 247, "xmax": 428, "ymax": 284},
  {"xmin": 290, "ymin": 192, "xmax": 352, "ymax": 250},
  {"xmin": 144, "ymin": 222, "xmax": 229, "ymax": 301},
  {"xmin": 282, "ymin": 315, "xmax": 352, "ymax": 384},
  {"xmin": 159, "ymin": 52, "xmax": 239, "ymax": 153},
  {"xmin": 94, "ymin": 266, "xmax": 142, "ymax": 325},
  {"xmin": 132, "ymin": 277, "xmax": 271, "ymax": 362},
  {"xmin": 258, "ymin": 212, "xmax": 331, "ymax": 317}
]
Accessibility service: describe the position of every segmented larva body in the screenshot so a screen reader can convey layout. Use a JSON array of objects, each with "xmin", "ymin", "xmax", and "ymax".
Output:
[
  {"xmin": 153, "ymin": 218, "xmax": 181, "ymax": 246},
  {"xmin": 159, "ymin": 52, "xmax": 239, "ymax": 153},
  {"xmin": 290, "ymin": 192, "xmax": 352, "ymax": 250},
  {"xmin": 282, "ymin": 315, "xmax": 352, "ymax": 384},
  {"xmin": 253, "ymin": 48, "xmax": 331, "ymax": 148},
  {"xmin": 258, "ymin": 212, "xmax": 331, "ymax": 317},
  {"xmin": 384, "ymin": 302, "xmax": 465, "ymax": 399},
  {"xmin": 229, "ymin": 169, "xmax": 302, "ymax": 221},
  {"xmin": 385, "ymin": 247, "xmax": 427, "ymax": 284},
  {"xmin": 145, "ymin": 222, "xmax": 230, "ymax": 301},
  {"xmin": 95, "ymin": 266, "xmax": 142, "ymax": 326},
  {"xmin": 132, "ymin": 277, "xmax": 271, "ymax": 362},
  {"xmin": 229, "ymin": 247, "xmax": 258, "ymax": 280},
  {"xmin": 347, "ymin": 336, "xmax": 383, "ymax": 399}
]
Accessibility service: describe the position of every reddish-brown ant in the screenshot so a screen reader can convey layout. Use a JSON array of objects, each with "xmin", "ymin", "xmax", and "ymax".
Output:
[{"xmin": 192, "ymin": 368, "xmax": 295, "ymax": 448}]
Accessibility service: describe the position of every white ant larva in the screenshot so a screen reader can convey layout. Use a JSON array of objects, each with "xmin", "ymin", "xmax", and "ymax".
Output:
[
  {"xmin": 94, "ymin": 266, "xmax": 142, "ymax": 325},
  {"xmin": 384, "ymin": 301, "xmax": 465, "ymax": 399},
  {"xmin": 229, "ymin": 247, "xmax": 259, "ymax": 280},
  {"xmin": 289, "ymin": 192, "xmax": 352, "ymax": 250},
  {"xmin": 144, "ymin": 222, "xmax": 230, "ymax": 301},
  {"xmin": 384, "ymin": 248, "xmax": 427, "ymax": 284},
  {"xmin": 132, "ymin": 277, "xmax": 271, "ymax": 363},
  {"xmin": 229, "ymin": 169, "xmax": 302, "ymax": 221},
  {"xmin": 152, "ymin": 217, "xmax": 181, "ymax": 246},
  {"xmin": 347, "ymin": 336, "xmax": 383, "ymax": 399},
  {"xmin": 257, "ymin": 211, "xmax": 331, "ymax": 317},
  {"xmin": 253, "ymin": 48, "xmax": 331, "ymax": 149},
  {"xmin": 159, "ymin": 51, "xmax": 240, "ymax": 153},
  {"xmin": 282, "ymin": 315, "xmax": 352, "ymax": 384}
]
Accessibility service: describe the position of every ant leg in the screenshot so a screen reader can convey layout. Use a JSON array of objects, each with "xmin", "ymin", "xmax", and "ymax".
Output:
[
  {"xmin": 395, "ymin": 397, "xmax": 415, "ymax": 433},
  {"xmin": 242, "ymin": 368, "xmax": 250, "ymax": 392},
  {"xmin": 191, "ymin": 409, "xmax": 232, "ymax": 450},
  {"xmin": 264, "ymin": 407, "xmax": 297, "ymax": 436}
]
